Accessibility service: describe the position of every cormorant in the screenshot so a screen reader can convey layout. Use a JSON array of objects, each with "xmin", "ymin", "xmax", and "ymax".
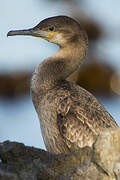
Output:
[{"xmin": 7, "ymin": 16, "xmax": 118, "ymax": 154}]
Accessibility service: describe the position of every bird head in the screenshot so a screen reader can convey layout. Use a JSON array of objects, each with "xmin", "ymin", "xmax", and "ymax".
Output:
[{"xmin": 7, "ymin": 16, "xmax": 88, "ymax": 48}]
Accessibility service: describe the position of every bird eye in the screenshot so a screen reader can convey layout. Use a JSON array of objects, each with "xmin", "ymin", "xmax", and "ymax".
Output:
[{"xmin": 49, "ymin": 26, "xmax": 54, "ymax": 31}]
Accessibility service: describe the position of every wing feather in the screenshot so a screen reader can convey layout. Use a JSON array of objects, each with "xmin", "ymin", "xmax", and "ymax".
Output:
[{"xmin": 57, "ymin": 91, "xmax": 118, "ymax": 149}]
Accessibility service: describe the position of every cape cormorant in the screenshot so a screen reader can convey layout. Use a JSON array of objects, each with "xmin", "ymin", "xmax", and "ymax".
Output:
[{"xmin": 7, "ymin": 16, "xmax": 118, "ymax": 154}]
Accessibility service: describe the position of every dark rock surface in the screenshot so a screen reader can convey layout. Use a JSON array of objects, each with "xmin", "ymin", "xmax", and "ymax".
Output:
[{"xmin": 0, "ymin": 128, "xmax": 120, "ymax": 179}]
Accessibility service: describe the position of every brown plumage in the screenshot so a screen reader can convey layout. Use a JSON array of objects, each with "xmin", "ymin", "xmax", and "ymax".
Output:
[{"xmin": 7, "ymin": 16, "xmax": 118, "ymax": 154}]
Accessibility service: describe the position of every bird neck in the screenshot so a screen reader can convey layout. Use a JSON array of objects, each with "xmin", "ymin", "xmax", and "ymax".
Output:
[{"xmin": 31, "ymin": 41, "xmax": 87, "ymax": 95}]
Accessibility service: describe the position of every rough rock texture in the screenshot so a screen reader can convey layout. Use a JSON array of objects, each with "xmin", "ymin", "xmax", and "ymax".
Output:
[{"xmin": 0, "ymin": 128, "xmax": 120, "ymax": 180}]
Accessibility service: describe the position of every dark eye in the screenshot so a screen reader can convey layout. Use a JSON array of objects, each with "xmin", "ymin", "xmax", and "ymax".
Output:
[{"xmin": 49, "ymin": 26, "xmax": 54, "ymax": 31}]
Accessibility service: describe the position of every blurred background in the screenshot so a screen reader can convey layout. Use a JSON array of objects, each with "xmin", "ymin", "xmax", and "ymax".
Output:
[{"xmin": 0, "ymin": 0, "xmax": 120, "ymax": 149}]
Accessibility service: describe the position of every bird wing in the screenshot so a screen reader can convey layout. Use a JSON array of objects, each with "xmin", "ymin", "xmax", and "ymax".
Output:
[{"xmin": 56, "ymin": 88, "xmax": 118, "ymax": 149}]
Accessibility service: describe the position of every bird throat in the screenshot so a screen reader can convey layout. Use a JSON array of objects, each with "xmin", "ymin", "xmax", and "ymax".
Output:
[{"xmin": 31, "ymin": 42, "xmax": 87, "ymax": 97}]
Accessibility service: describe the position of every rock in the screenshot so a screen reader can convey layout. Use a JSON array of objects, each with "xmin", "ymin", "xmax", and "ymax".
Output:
[{"xmin": 0, "ymin": 128, "xmax": 120, "ymax": 179}]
